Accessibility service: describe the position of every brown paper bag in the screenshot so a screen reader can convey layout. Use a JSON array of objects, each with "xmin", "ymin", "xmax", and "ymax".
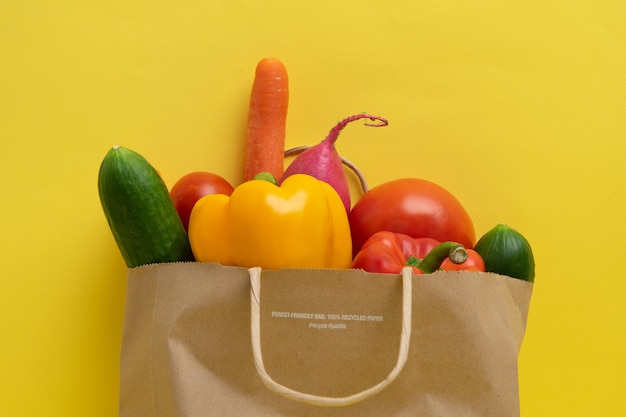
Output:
[{"xmin": 120, "ymin": 262, "xmax": 532, "ymax": 417}]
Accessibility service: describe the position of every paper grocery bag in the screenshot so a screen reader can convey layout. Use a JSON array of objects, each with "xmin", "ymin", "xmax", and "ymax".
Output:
[{"xmin": 120, "ymin": 262, "xmax": 533, "ymax": 417}]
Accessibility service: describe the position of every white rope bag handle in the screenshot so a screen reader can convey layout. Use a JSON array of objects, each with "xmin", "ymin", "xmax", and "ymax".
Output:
[{"xmin": 248, "ymin": 267, "xmax": 413, "ymax": 407}]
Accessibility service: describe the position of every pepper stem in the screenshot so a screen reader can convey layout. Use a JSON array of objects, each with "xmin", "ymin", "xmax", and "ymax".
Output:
[
  {"xmin": 409, "ymin": 242, "xmax": 468, "ymax": 274},
  {"xmin": 253, "ymin": 171, "xmax": 277, "ymax": 185}
]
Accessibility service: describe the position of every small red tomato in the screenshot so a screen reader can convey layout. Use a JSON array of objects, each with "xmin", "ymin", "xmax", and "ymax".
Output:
[
  {"xmin": 349, "ymin": 178, "xmax": 476, "ymax": 257},
  {"xmin": 170, "ymin": 172, "xmax": 234, "ymax": 231}
]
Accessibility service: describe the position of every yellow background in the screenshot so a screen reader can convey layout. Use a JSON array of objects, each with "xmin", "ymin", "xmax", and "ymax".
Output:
[{"xmin": 2, "ymin": 1, "xmax": 625, "ymax": 415}]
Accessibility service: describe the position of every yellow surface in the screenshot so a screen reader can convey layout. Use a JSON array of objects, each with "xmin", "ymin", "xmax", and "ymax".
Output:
[{"xmin": 2, "ymin": 1, "xmax": 625, "ymax": 415}]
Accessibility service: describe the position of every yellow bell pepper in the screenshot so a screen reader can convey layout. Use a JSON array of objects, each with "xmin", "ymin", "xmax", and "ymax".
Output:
[{"xmin": 188, "ymin": 174, "xmax": 352, "ymax": 269}]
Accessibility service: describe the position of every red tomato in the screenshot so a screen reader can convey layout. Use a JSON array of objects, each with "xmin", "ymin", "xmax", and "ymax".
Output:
[
  {"xmin": 170, "ymin": 172, "xmax": 234, "ymax": 231},
  {"xmin": 348, "ymin": 178, "xmax": 476, "ymax": 257}
]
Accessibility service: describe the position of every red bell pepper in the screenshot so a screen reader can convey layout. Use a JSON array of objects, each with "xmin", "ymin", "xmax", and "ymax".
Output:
[{"xmin": 352, "ymin": 231, "xmax": 485, "ymax": 274}]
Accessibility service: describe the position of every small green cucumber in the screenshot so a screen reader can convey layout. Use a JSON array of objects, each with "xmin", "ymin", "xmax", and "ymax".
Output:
[
  {"xmin": 474, "ymin": 224, "xmax": 535, "ymax": 282},
  {"xmin": 98, "ymin": 145, "xmax": 194, "ymax": 268}
]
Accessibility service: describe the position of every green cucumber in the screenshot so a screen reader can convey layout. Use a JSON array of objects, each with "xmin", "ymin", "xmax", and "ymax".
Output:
[
  {"xmin": 98, "ymin": 145, "xmax": 194, "ymax": 268},
  {"xmin": 474, "ymin": 224, "xmax": 535, "ymax": 282}
]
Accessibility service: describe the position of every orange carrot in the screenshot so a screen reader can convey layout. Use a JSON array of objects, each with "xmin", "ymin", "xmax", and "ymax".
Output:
[{"xmin": 243, "ymin": 57, "xmax": 289, "ymax": 182}]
